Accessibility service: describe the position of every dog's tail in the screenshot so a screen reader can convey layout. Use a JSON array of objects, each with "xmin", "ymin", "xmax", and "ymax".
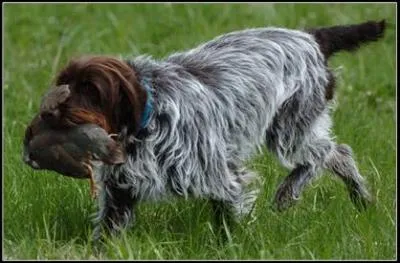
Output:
[{"xmin": 309, "ymin": 20, "xmax": 386, "ymax": 59}]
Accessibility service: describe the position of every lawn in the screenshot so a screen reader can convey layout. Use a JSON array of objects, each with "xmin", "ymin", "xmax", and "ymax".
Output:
[{"xmin": 3, "ymin": 3, "xmax": 396, "ymax": 260}]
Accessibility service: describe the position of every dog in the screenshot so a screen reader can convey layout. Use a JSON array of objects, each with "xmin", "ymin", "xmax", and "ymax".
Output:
[{"xmin": 23, "ymin": 20, "xmax": 386, "ymax": 240}]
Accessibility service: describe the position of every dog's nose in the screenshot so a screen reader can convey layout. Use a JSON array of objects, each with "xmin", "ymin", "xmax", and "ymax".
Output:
[{"xmin": 22, "ymin": 151, "xmax": 40, "ymax": 169}]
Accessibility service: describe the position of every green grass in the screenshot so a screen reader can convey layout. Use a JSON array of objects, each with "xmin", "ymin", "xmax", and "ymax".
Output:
[{"xmin": 3, "ymin": 3, "xmax": 396, "ymax": 260}]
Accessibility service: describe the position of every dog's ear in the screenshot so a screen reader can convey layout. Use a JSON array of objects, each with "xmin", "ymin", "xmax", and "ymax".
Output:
[
  {"xmin": 116, "ymin": 67, "xmax": 147, "ymax": 135},
  {"xmin": 88, "ymin": 57, "xmax": 147, "ymax": 135},
  {"xmin": 40, "ymin": 84, "xmax": 71, "ymax": 124},
  {"xmin": 47, "ymin": 56, "xmax": 147, "ymax": 134}
]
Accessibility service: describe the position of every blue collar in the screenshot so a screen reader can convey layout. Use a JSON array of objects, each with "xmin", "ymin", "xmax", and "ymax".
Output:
[{"xmin": 140, "ymin": 78, "xmax": 154, "ymax": 129}]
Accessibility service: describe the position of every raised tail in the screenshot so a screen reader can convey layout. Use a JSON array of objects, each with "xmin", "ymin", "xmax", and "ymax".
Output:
[{"xmin": 309, "ymin": 20, "xmax": 386, "ymax": 59}]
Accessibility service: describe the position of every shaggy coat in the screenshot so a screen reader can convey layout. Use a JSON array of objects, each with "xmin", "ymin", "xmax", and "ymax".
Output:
[{"xmin": 23, "ymin": 20, "xmax": 386, "ymax": 239}]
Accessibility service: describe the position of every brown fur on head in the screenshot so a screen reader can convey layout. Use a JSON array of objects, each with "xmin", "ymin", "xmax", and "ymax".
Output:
[{"xmin": 41, "ymin": 56, "xmax": 147, "ymax": 135}]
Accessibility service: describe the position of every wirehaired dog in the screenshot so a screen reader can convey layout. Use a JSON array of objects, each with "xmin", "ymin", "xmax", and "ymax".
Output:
[{"xmin": 23, "ymin": 20, "xmax": 386, "ymax": 240}]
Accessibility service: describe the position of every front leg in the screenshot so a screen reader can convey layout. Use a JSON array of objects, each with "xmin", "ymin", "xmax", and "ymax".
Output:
[
  {"xmin": 211, "ymin": 200, "xmax": 235, "ymax": 239},
  {"xmin": 92, "ymin": 178, "xmax": 137, "ymax": 242}
]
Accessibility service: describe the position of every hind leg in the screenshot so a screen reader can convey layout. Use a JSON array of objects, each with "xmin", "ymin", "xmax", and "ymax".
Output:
[
  {"xmin": 273, "ymin": 141, "xmax": 371, "ymax": 211},
  {"xmin": 272, "ymin": 112, "xmax": 335, "ymax": 211},
  {"xmin": 324, "ymin": 144, "xmax": 371, "ymax": 210}
]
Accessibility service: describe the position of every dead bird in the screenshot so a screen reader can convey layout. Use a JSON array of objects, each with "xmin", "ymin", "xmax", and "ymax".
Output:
[{"xmin": 23, "ymin": 120, "xmax": 127, "ymax": 198}]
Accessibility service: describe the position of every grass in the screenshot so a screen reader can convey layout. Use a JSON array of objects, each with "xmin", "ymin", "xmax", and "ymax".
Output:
[{"xmin": 3, "ymin": 3, "xmax": 396, "ymax": 260}]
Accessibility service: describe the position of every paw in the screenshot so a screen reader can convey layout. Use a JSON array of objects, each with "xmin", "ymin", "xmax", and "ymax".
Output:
[
  {"xmin": 349, "ymin": 187, "xmax": 372, "ymax": 212},
  {"xmin": 272, "ymin": 183, "xmax": 299, "ymax": 212}
]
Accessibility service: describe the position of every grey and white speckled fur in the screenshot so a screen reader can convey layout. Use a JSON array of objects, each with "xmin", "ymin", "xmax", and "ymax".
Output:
[{"xmin": 91, "ymin": 24, "xmax": 382, "ymax": 239}]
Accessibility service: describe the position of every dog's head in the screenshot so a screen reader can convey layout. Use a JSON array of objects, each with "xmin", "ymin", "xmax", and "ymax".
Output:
[
  {"xmin": 23, "ymin": 56, "xmax": 146, "ymax": 175},
  {"xmin": 40, "ymin": 56, "xmax": 147, "ymax": 134},
  {"xmin": 24, "ymin": 55, "xmax": 147, "ymax": 154}
]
